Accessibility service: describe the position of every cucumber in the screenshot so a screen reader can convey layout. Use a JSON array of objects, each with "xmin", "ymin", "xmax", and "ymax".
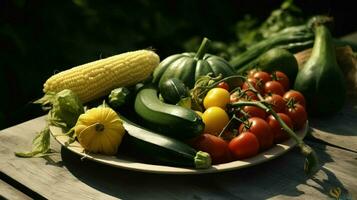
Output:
[
  {"xmin": 134, "ymin": 85, "xmax": 204, "ymax": 140},
  {"xmin": 119, "ymin": 115, "xmax": 211, "ymax": 169}
]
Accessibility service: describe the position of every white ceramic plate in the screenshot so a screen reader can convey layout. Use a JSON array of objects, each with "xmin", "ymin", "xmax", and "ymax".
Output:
[{"xmin": 50, "ymin": 121, "xmax": 308, "ymax": 174}]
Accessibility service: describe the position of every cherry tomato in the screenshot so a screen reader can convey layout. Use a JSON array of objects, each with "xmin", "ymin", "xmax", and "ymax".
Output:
[
  {"xmin": 267, "ymin": 113, "xmax": 293, "ymax": 143},
  {"xmin": 203, "ymin": 88, "xmax": 230, "ymax": 110},
  {"xmin": 283, "ymin": 90, "xmax": 306, "ymax": 108},
  {"xmin": 191, "ymin": 134, "xmax": 231, "ymax": 164},
  {"xmin": 202, "ymin": 106, "xmax": 230, "ymax": 135},
  {"xmin": 230, "ymin": 91, "xmax": 240, "ymax": 103},
  {"xmin": 247, "ymin": 69, "xmax": 259, "ymax": 78},
  {"xmin": 253, "ymin": 71, "xmax": 271, "ymax": 84},
  {"xmin": 242, "ymin": 78, "xmax": 264, "ymax": 94},
  {"xmin": 230, "ymin": 90, "xmax": 258, "ymax": 103},
  {"xmin": 228, "ymin": 132, "xmax": 260, "ymax": 159},
  {"xmin": 264, "ymin": 81, "xmax": 285, "ymax": 96},
  {"xmin": 272, "ymin": 71, "xmax": 290, "ymax": 90},
  {"xmin": 242, "ymin": 90, "xmax": 258, "ymax": 101},
  {"xmin": 243, "ymin": 105, "xmax": 267, "ymax": 119},
  {"xmin": 285, "ymin": 103, "xmax": 307, "ymax": 130},
  {"xmin": 217, "ymin": 82, "xmax": 230, "ymax": 91},
  {"xmin": 265, "ymin": 94, "xmax": 286, "ymax": 113},
  {"xmin": 239, "ymin": 117, "xmax": 273, "ymax": 150}
]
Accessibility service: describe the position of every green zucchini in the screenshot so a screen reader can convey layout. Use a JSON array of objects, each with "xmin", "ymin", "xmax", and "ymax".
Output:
[
  {"xmin": 134, "ymin": 85, "xmax": 204, "ymax": 140},
  {"xmin": 119, "ymin": 115, "xmax": 211, "ymax": 169},
  {"xmin": 230, "ymin": 25, "xmax": 314, "ymax": 71}
]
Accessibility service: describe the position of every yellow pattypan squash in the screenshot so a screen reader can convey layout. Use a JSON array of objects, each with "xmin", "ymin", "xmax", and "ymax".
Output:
[{"xmin": 74, "ymin": 107, "xmax": 125, "ymax": 155}]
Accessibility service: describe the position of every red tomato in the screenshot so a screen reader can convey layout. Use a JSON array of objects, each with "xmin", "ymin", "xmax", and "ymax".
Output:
[
  {"xmin": 243, "ymin": 91, "xmax": 258, "ymax": 101},
  {"xmin": 230, "ymin": 90, "xmax": 258, "ymax": 102},
  {"xmin": 267, "ymin": 113, "xmax": 293, "ymax": 144},
  {"xmin": 217, "ymin": 82, "xmax": 230, "ymax": 91},
  {"xmin": 272, "ymin": 71, "xmax": 290, "ymax": 90},
  {"xmin": 253, "ymin": 71, "xmax": 271, "ymax": 84},
  {"xmin": 228, "ymin": 132, "xmax": 260, "ymax": 159},
  {"xmin": 239, "ymin": 117, "xmax": 273, "ymax": 150},
  {"xmin": 247, "ymin": 69, "xmax": 258, "ymax": 78},
  {"xmin": 191, "ymin": 134, "xmax": 231, "ymax": 164},
  {"xmin": 243, "ymin": 105, "xmax": 267, "ymax": 119},
  {"xmin": 283, "ymin": 90, "xmax": 306, "ymax": 108},
  {"xmin": 242, "ymin": 78, "xmax": 264, "ymax": 94},
  {"xmin": 264, "ymin": 81, "xmax": 285, "ymax": 96},
  {"xmin": 230, "ymin": 92, "xmax": 240, "ymax": 103},
  {"xmin": 243, "ymin": 90, "xmax": 258, "ymax": 101},
  {"xmin": 265, "ymin": 94, "xmax": 286, "ymax": 113},
  {"xmin": 285, "ymin": 103, "xmax": 307, "ymax": 130}
]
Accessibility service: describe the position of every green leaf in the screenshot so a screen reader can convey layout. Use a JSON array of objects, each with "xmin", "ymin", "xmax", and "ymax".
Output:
[{"xmin": 15, "ymin": 127, "xmax": 51, "ymax": 158}]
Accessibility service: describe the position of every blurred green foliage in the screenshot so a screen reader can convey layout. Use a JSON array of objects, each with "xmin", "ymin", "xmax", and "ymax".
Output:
[
  {"xmin": 184, "ymin": 0, "xmax": 306, "ymax": 60},
  {"xmin": 0, "ymin": 0, "xmax": 356, "ymax": 129}
]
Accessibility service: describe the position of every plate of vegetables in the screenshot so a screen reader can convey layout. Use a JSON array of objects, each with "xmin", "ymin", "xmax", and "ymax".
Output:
[
  {"xmin": 49, "ymin": 119, "xmax": 308, "ymax": 174},
  {"xmin": 48, "ymin": 57, "xmax": 311, "ymax": 174},
  {"xmin": 18, "ymin": 37, "xmax": 318, "ymax": 175}
]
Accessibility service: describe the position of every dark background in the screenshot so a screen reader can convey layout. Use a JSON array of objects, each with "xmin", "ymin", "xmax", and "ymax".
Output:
[{"xmin": 1, "ymin": 0, "xmax": 357, "ymax": 129}]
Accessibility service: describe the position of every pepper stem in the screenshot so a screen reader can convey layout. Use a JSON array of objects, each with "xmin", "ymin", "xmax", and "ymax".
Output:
[{"xmin": 194, "ymin": 37, "xmax": 211, "ymax": 60}]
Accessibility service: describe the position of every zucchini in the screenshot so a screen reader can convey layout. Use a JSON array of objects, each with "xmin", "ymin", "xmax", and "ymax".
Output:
[
  {"xmin": 230, "ymin": 25, "xmax": 313, "ymax": 71},
  {"xmin": 119, "ymin": 115, "xmax": 211, "ymax": 169},
  {"xmin": 134, "ymin": 85, "xmax": 204, "ymax": 140}
]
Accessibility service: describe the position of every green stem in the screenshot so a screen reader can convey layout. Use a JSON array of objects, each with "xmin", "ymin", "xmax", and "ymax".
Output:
[
  {"xmin": 195, "ymin": 37, "xmax": 211, "ymax": 60},
  {"xmin": 218, "ymin": 114, "xmax": 243, "ymax": 138},
  {"xmin": 245, "ymin": 81, "xmax": 265, "ymax": 101},
  {"xmin": 230, "ymin": 101, "xmax": 302, "ymax": 145},
  {"xmin": 199, "ymin": 75, "xmax": 247, "ymax": 96},
  {"xmin": 194, "ymin": 75, "xmax": 247, "ymax": 96}
]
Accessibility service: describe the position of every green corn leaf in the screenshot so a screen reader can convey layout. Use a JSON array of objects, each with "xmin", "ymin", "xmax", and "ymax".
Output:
[{"xmin": 15, "ymin": 127, "xmax": 52, "ymax": 158}]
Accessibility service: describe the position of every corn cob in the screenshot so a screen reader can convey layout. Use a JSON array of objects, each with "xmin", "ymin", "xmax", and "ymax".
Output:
[{"xmin": 43, "ymin": 50, "xmax": 160, "ymax": 103}]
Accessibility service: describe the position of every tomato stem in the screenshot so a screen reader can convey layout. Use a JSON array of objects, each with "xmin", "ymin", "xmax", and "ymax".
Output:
[{"xmin": 218, "ymin": 114, "xmax": 244, "ymax": 139}]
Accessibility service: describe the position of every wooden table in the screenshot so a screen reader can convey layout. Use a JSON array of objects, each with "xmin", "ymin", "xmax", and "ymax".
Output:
[{"xmin": 1, "ymin": 36, "xmax": 357, "ymax": 200}]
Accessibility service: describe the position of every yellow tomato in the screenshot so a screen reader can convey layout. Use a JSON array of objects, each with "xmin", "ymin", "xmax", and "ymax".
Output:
[
  {"xmin": 203, "ymin": 88, "xmax": 230, "ymax": 110},
  {"xmin": 202, "ymin": 106, "xmax": 229, "ymax": 135}
]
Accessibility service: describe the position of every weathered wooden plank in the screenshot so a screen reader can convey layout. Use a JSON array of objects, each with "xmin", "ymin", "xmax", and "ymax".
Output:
[
  {"xmin": 0, "ymin": 116, "xmax": 119, "ymax": 200},
  {"xmin": 310, "ymin": 99, "xmax": 357, "ymax": 152},
  {"xmin": 0, "ymin": 116, "xmax": 356, "ymax": 200},
  {"xmin": 0, "ymin": 179, "xmax": 32, "ymax": 200},
  {"xmin": 340, "ymin": 32, "xmax": 357, "ymax": 43}
]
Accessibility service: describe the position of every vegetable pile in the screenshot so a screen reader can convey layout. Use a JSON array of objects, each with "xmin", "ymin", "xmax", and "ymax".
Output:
[{"xmin": 15, "ymin": 3, "xmax": 357, "ymax": 176}]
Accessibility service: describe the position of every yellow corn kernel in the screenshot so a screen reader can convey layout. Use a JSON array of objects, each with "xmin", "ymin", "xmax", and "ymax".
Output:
[{"xmin": 43, "ymin": 49, "xmax": 159, "ymax": 103}]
